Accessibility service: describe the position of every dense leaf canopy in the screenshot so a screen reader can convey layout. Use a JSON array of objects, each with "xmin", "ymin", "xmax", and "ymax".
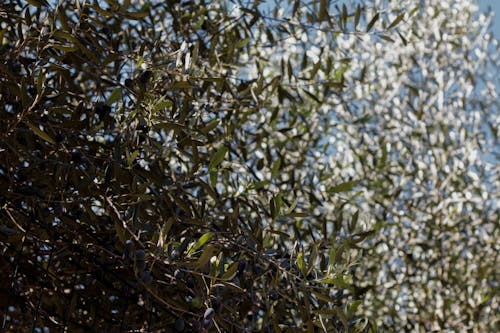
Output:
[{"xmin": 0, "ymin": 0, "xmax": 498, "ymax": 332}]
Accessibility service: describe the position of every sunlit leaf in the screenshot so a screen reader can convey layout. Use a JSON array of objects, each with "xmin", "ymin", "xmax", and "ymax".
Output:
[{"xmin": 187, "ymin": 232, "xmax": 213, "ymax": 256}]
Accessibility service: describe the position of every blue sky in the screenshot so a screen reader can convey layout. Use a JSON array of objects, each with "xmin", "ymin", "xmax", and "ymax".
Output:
[{"xmin": 480, "ymin": 0, "xmax": 500, "ymax": 36}]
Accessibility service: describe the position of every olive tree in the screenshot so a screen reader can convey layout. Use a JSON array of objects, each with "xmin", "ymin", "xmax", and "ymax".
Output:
[{"xmin": 0, "ymin": 0, "xmax": 387, "ymax": 332}]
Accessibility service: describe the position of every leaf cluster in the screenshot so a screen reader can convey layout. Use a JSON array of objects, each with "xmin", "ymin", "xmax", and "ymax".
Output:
[{"xmin": 0, "ymin": 1, "xmax": 377, "ymax": 332}]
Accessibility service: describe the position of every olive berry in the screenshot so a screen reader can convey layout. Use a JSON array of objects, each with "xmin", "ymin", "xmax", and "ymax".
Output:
[
  {"xmin": 237, "ymin": 259, "xmax": 246, "ymax": 275},
  {"xmin": 174, "ymin": 317, "xmax": 185, "ymax": 331},
  {"xmin": 141, "ymin": 270, "xmax": 153, "ymax": 285},
  {"xmin": 135, "ymin": 249, "xmax": 146, "ymax": 260},
  {"xmin": 202, "ymin": 318, "xmax": 212, "ymax": 329},
  {"xmin": 203, "ymin": 307, "xmax": 215, "ymax": 321},
  {"xmin": 138, "ymin": 70, "xmax": 153, "ymax": 84}
]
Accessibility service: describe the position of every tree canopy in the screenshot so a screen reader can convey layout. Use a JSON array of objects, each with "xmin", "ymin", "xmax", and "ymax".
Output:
[{"xmin": 0, "ymin": 0, "xmax": 498, "ymax": 332}]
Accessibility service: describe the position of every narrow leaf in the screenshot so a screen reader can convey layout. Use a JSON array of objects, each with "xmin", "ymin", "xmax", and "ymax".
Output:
[
  {"xmin": 25, "ymin": 121, "xmax": 56, "ymax": 144},
  {"xmin": 341, "ymin": 4, "xmax": 348, "ymax": 29},
  {"xmin": 296, "ymin": 252, "xmax": 306, "ymax": 276},
  {"xmin": 329, "ymin": 180, "xmax": 359, "ymax": 193},
  {"xmin": 387, "ymin": 13, "xmax": 405, "ymax": 29},
  {"xmin": 354, "ymin": 5, "xmax": 361, "ymax": 29},
  {"xmin": 235, "ymin": 38, "xmax": 250, "ymax": 48},
  {"xmin": 187, "ymin": 232, "xmax": 213, "ymax": 256},
  {"xmin": 195, "ymin": 245, "xmax": 217, "ymax": 270},
  {"xmin": 366, "ymin": 12, "xmax": 380, "ymax": 32},
  {"xmin": 106, "ymin": 87, "xmax": 122, "ymax": 105},
  {"xmin": 209, "ymin": 146, "xmax": 228, "ymax": 170}
]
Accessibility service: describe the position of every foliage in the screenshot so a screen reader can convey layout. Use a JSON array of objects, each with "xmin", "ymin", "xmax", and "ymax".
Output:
[
  {"xmin": 244, "ymin": 0, "xmax": 499, "ymax": 331},
  {"xmin": 0, "ymin": 0, "xmax": 389, "ymax": 332},
  {"xmin": 1, "ymin": 0, "xmax": 498, "ymax": 332}
]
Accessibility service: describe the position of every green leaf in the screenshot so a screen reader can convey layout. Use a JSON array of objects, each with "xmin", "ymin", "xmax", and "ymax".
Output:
[
  {"xmin": 347, "ymin": 300, "xmax": 363, "ymax": 316},
  {"xmin": 354, "ymin": 5, "xmax": 361, "ymax": 29},
  {"xmin": 366, "ymin": 12, "xmax": 379, "ymax": 32},
  {"xmin": 49, "ymin": 44, "xmax": 79, "ymax": 52},
  {"xmin": 195, "ymin": 245, "xmax": 217, "ymax": 270},
  {"xmin": 341, "ymin": 4, "xmax": 348, "ymax": 29},
  {"xmin": 350, "ymin": 210, "xmax": 359, "ymax": 230},
  {"xmin": 209, "ymin": 170, "xmax": 217, "ymax": 188},
  {"xmin": 296, "ymin": 252, "xmax": 306, "ymax": 276},
  {"xmin": 271, "ymin": 157, "xmax": 281, "ymax": 178},
  {"xmin": 52, "ymin": 30, "xmax": 78, "ymax": 44},
  {"xmin": 235, "ymin": 38, "xmax": 250, "ymax": 49},
  {"xmin": 24, "ymin": 121, "xmax": 56, "ymax": 145},
  {"xmin": 106, "ymin": 87, "xmax": 122, "ymax": 105},
  {"xmin": 398, "ymin": 31, "xmax": 408, "ymax": 46},
  {"xmin": 171, "ymin": 81, "xmax": 193, "ymax": 89},
  {"xmin": 152, "ymin": 97, "xmax": 173, "ymax": 114},
  {"xmin": 127, "ymin": 150, "xmax": 139, "ymax": 167},
  {"xmin": 387, "ymin": 13, "xmax": 405, "ymax": 30},
  {"xmin": 318, "ymin": 276, "xmax": 351, "ymax": 289},
  {"xmin": 349, "ymin": 230, "xmax": 375, "ymax": 244},
  {"xmin": 311, "ymin": 290, "xmax": 335, "ymax": 304},
  {"xmin": 327, "ymin": 247, "xmax": 335, "ymax": 272},
  {"xmin": 209, "ymin": 146, "xmax": 228, "ymax": 170},
  {"xmin": 284, "ymin": 197, "xmax": 299, "ymax": 215},
  {"xmin": 200, "ymin": 119, "xmax": 219, "ymax": 134},
  {"xmin": 380, "ymin": 34, "xmax": 395, "ymax": 43},
  {"xmin": 329, "ymin": 180, "xmax": 359, "ymax": 193},
  {"xmin": 187, "ymin": 232, "xmax": 213, "ymax": 256},
  {"xmin": 122, "ymin": 11, "xmax": 149, "ymax": 20},
  {"xmin": 157, "ymin": 217, "xmax": 174, "ymax": 250}
]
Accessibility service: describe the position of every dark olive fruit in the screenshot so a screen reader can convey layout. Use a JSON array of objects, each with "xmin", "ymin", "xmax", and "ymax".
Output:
[
  {"xmin": 269, "ymin": 289, "xmax": 279, "ymax": 301},
  {"xmin": 28, "ymin": 86, "xmax": 37, "ymax": 96},
  {"xmin": 237, "ymin": 259, "xmax": 246, "ymax": 275},
  {"xmin": 123, "ymin": 240, "xmax": 134, "ymax": 256},
  {"xmin": 138, "ymin": 70, "xmax": 153, "ymax": 84},
  {"xmin": 174, "ymin": 317, "xmax": 185, "ymax": 331},
  {"xmin": 54, "ymin": 133, "xmax": 64, "ymax": 143},
  {"xmin": 41, "ymin": 207, "xmax": 50, "ymax": 217},
  {"xmin": 101, "ymin": 26, "xmax": 112, "ymax": 37},
  {"xmin": 135, "ymin": 249, "xmax": 146, "ymax": 260},
  {"xmin": 140, "ymin": 270, "xmax": 153, "ymax": 285},
  {"xmin": 53, "ymin": 204, "xmax": 64, "ymax": 216},
  {"xmin": 185, "ymin": 277, "xmax": 194, "ymax": 289},
  {"xmin": 124, "ymin": 78, "xmax": 135, "ymax": 88},
  {"xmin": 203, "ymin": 307, "xmax": 215, "ymax": 321},
  {"xmin": 102, "ymin": 104, "xmax": 111, "ymax": 113},
  {"xmin": 202, "ymin": 318, "xmax": 213, "ymax": 329},
  {"xmin": 135, "ymin": 259, "xmax": 146, "ymax": 273},
  {"xmin": 71, "ymin": 151, "xmax": 82, "ymax": 163},
  {"xmin": 94, "ymin": 103, "xmax": 111, "ymax": 119},
  {"xmin": 136, "ymin": 122, "xmax": 148, "ymax": 132}
]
